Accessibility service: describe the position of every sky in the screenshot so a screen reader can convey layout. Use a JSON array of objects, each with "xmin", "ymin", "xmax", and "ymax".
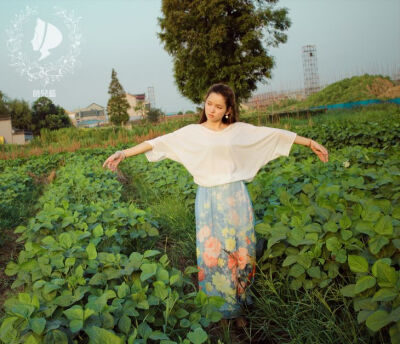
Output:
[{"xmin": 0, "ymin": 0, "xmax": 399, "ymax": 114}]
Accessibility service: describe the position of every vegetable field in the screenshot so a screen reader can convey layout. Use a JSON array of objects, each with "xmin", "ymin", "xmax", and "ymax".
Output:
[{"xmin": 0, "ymin": 104, "xmax": 399, "ymax": 343}]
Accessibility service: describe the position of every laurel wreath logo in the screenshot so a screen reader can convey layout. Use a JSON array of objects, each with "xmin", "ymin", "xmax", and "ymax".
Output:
[{"xmin": 6, "ymin": 5, "xmax": 82, "ymax": 86}]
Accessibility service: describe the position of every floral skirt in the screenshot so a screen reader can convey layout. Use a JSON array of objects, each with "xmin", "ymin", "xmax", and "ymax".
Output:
[{"xmin": 195, "ymin": 180, "xmax": 256, "ymax": 319}]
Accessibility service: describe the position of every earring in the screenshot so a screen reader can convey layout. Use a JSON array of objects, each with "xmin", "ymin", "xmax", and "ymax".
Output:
[{"xmin": 224, "ymin": 113, "xmax": 229, "ymax": 119}]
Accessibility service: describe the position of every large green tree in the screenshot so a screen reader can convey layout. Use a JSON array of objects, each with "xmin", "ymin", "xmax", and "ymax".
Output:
[
  {"xmin": 107, "ymin": 68, "xmax": 130, "ymax": 126},
  {"xmin": 8, "ymin": 99, "xmax": 32, "ymax": 130},
  {"xmin": 31, "ymin": 97, "xmax": 71, "ymax": 135},
  {"xmin": 157, "ymin": 0, "xmax": 291, "ymax": 105}
]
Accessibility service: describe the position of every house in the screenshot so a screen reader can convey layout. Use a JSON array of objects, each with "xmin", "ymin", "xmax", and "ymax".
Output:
[
  {"xmin": 125, "ymin": 93, "xmax": 150, "ymax": 121},
  {"xmin": 69, "ymin": 103, "xmax": 107, "ymax": 128},
  {"xmin": 0, "ymin": 116, "xmax": 33, "ymax": 144}
]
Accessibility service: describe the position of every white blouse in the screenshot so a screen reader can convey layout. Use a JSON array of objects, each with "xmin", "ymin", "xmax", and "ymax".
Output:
[{"xmin": 143, "ymin": 121, "xmax": 297, "ymax": 187}]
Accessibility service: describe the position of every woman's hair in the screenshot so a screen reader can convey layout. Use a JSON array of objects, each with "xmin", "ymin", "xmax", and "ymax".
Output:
[{"xmin": 198, "ymin": 83, "xmax": 239, "ymax": 124}]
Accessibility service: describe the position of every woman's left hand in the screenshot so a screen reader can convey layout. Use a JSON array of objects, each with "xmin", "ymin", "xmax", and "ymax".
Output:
[{"xmin": 310, "ymin": 140, "xmax": 329, "ymax": 163}]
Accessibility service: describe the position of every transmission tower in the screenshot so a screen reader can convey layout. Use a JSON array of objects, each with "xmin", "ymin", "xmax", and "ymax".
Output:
[
  {"xmin": 147, "ymin": 86, "xmax": 156, "ymax": 109},
  {"xmin": 302, "ymin": 45, "xmax": 320, "ymax": 96}
]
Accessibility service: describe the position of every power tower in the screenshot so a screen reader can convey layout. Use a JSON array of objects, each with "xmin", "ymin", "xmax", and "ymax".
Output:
[
  {"xmin": 147, "ymin": 86, "xmax": 155, "ymax": 109},
  {"xmin": 302, "ymin": 45, "xmax": 320, "ymax": 96}
]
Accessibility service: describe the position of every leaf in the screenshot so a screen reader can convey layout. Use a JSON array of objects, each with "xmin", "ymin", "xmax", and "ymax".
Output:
[
  {"xmin": 357, "ymin": 310, "xmax": 374, "ymax": 324},
  {"xmin": 43, "ymin": 330, "xmax": 68, "ymax": 344},
  {"xmin": 267, "ymin": 234, "xmax": 286, "ymax": 249},
  {"xmin": 323, "ymin": 221, "xmax": 338, "ymax": 233},
  {"xmin": 355, "ymin": 276, "xmax": 376, "ymax": 294},
  {"xmin": 143, "ymin": 250, "xmax": 161, "ymax": 258},
  {"xmin": 117, "ymin": 282, "xmax": 130, "ymax": 299},
  {"xmin": 354, "ymin": 298, "xmax": 378, "ymax": 311},
  {"xmin": 86, "ymin": 243, "xmax": 97, "ymax": 260},
  {"xmin": 184, "ymin": 266, "xmax": 199, "ymax": 275},
  {"xmin": 368, "ymin": 236, "xmax": 389, "ymax": 255},
  {"xmin": 59, "ymin": 233, "xmax": 72, "ymax": 249},
  {"xmin": 389, "ymin": 322, "xmax": 400, "ymax": 344},
  {"xmin": 89, "ymin": 273, "xmax": 107, "ymax": 286},
  {"xmin": 187, "ymin": 327, "xmax": 208, "ymax": 344},
  {"xmin": 339, "ymin": 215, "xmax": 352, "ymax": 229},
  {"xmin": 326, "ymin": 237, "xmax": 341, "ymax": 252},
  {"xmin": 366, "ymin": 310, "xmax": 391, "ymax": 332},
  {"xmin": 30, "ymin": 317, "xmax": 46, "ymax": 335},
  {"xmin": 340, "ymin": 229, "xmax": 352, "ymax": 241},
  {"xmin": 374, "ymin": 215, "xmax": 393, "ymax": 235},
  {"xmin": 388, "ymin": 306, "xmax": 400, "ymax": 323},
  {"xmin": 118, "ymin": 315, "xmax": 131, "ymax": 334},
  {"xmin": 85, "ymin": 326, "xmax": 123, "ymax": 344},
  {"xmin": 137, "ymin": 321, "xmax": 153, "ymax": 340},
  {"xmin": 288, "ymin": 264, "xmax": 305, "ymax": 278},
  {"xmin": 0, "ymin": 316, "xmax": 18, "ymax": 343},
  {"xmin": 140, "ymin": 263, "xmax": 157, "ymax": 281},
  {"xmin": 156, "ymin": 267, "xmax": 169, "ymax": 283},
  {"xmin": 93, "ymin": 224, "xmax": 104, "ymax": 237},
  {"xmin": 149, "ymin": 331, "xmax": 170, "ymax": 340},
  {"xmin": 375, "ymin": 262, "xmax": 398, "ymax": 288},
  {"xmin": 282, "ymin": 255, "xmax": 297, "ymax": 267},
  {"xmin": 70, "ymin": 319, "xmax": 83, "ymax": 333},
  {"xmin": 371, "ymin": 259, "xmax": 392, "ymax": 277},
  {"xmin": 11, "ymin": 304, "xmax": 35, "ymax": 318},
  {"xmin": 372, "ymin": 288, "xmax": 398, "ymax": 302},
  {"xmin": 25, "ymin": 334, "xmax": 40, "ymax": 344},
  {"xmin": 340, "ymin": 284, "xmax": 356, "ymax": 297},
  {"xmin": 307, "ymin": 266, "xmax": 321, "ymax": 279},
  {"xmin": 153, "ymin": 281, "xmax": 168, "ymax": 300},
  {"xmin": 175, "ymin": 308, "xmax": 189, "ymax": 319},
  {"xmin": 348, "ymin": 255, "xmax": 369, "ymax": 273},
  {"xmin": 64, "ymin": 305, "xmax": 83, "ymax": 320},
  {"xmin": 4, "ymin": 262, "xmax": 19, "ymax": 276},
  {"xmin": 65, "ymin": 257, "xmax": 76, "ymax": 267}
]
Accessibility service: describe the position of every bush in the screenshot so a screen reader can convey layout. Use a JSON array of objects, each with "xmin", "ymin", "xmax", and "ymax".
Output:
[{"xmin": 147, "ymin": 108, "xmax": 164, "ymax": 123}]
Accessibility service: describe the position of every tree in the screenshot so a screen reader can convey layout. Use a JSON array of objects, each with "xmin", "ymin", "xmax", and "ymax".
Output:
[
  {"xmin": 147, "ymin": 108, "xmax": 164, "ymax": 123},
  {"xmin": 107, "ymin": 68, "xmax": 130, "ymax": 126},
  {"xmin": 8, "ymin": 99, "xmax": 32, "ymax": 130},
  {"xmin": 31, "ymin": 97, "xmax": 71, "ymax": 135},
  {"xmin": 0, "ymin": 91, "xmax": 9, "ymax": 118},
  {"xmin": 157, "ymin": 0, "xmax": 291, "ymax": 106}
]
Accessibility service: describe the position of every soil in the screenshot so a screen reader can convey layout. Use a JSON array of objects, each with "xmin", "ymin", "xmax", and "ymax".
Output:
[
  {"xmin": 378, "ymin": 85, "xmax": 400, "ymax": 99},
  {"xmin": 0, "ymin": 229, "xmax": 24, "ymax": 314},
  {"xmin": 366, "ymin": 77, "xmax": 394, "ymax": 97}
]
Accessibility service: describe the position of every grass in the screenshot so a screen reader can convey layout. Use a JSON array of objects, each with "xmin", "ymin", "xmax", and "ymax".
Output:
[
  {"xmin": 119, "ymin": 169, "xmax": 197, "ymax": 272},
  {"xmin": 241, "ymin": 265, "xmax": 390, "ymax": 344}
]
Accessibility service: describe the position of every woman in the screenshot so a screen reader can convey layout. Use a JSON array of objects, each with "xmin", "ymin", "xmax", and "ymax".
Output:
[{"xmin": 103, "ymin": 83, "xmax": 329, "ymax": 328}]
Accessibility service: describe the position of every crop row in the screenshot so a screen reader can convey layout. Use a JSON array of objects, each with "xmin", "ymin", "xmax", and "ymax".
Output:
[{"xmin": 1, "ymin": 153, "xmax": 224, "ymax": 344}]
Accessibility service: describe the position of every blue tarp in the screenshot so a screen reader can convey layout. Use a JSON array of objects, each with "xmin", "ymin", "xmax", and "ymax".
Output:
[{"xmin": 310, "ymin": 97, "xmax": 400, "ymax": 110}]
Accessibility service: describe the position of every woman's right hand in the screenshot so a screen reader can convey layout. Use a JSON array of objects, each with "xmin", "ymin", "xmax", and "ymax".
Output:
[{"xmin": 102, "ymin": 151, "xmax": 126, "ymax": 172}]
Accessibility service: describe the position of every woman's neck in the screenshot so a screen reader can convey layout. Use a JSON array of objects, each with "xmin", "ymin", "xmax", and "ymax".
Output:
[{"xmin": 202, "ymin": 120, "xmax": 229, "ymax": 131}]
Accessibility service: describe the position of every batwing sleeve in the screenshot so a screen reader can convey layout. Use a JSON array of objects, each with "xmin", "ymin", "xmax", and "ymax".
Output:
[
  {"xmin": 234, "ymin": 124, "xmax": 297, "ymax": 179},
  {"xmin": 143, "ymin": 127, "xmax": 186, "ymax": 163}
]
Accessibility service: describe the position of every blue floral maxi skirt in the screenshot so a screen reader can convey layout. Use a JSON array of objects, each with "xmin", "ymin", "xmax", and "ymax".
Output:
[{"xmin": 195, "ymin": 180, "xmax": 256, "ymax": 319}]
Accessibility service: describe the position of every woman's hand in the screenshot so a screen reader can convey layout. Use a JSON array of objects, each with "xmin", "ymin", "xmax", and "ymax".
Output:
[
  {"xmin": 310, "ymin": 140, "xmax": 329, "ymax": 163},
  {"xmin": 102, "ymin": 151, "xmax": 126, "ymax": 172}
]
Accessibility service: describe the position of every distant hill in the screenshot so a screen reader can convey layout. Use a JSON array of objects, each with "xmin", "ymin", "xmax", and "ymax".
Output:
[{"xmin": 303, "ymin": 74, "xmax": 398, "ymax": 107}]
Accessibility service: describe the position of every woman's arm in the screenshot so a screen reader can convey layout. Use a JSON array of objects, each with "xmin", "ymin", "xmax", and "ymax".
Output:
[
  {"xmin": 102, "ymin": 141, "xmax": 153, "ymax": 171},
  {"xmin": 121, "ymin": 141, "xmax": 153, "ymax": 158},
  {"xmin": 294, "ymin": 134, "xmax": 329, "ymax": 163},
  {"xmin": 294, "ymin": 134, "xmax": 312, "ymax": 147}
]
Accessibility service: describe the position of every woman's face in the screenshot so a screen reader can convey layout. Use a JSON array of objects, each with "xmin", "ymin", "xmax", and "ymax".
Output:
[{"xmin": 205, "ymin": 92, "xmax": 230, "ymax": 123}]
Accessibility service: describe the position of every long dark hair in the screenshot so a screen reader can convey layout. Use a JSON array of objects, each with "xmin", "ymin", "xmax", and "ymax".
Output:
[{"xmin": 198, "ymin": 83, "xmax": 239, "ymax": 124}]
